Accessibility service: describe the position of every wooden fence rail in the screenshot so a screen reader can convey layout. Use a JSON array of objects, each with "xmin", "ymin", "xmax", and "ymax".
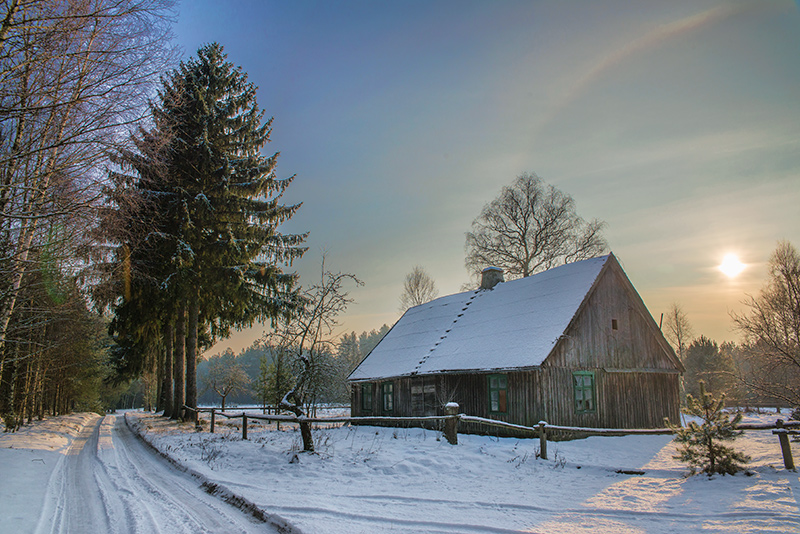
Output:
[{"xmin": 181, "ymin": 404, "xmax": 800, "ymax": 466}]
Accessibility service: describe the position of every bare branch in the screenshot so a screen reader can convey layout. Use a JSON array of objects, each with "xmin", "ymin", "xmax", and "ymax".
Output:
[{"xmin": 465, "ymin": 172, "xmax": 607, "ymax": 281}]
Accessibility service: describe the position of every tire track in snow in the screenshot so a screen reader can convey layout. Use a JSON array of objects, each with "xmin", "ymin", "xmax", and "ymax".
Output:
[{"xmin": 34, "ymin": 414, "xmax": 280, "ymax": 534}]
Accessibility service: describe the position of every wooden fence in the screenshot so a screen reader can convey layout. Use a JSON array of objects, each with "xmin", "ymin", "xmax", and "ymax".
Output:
[{"xmin": 182, "ymin": 404, "xmax": 800, "ymax": 467}]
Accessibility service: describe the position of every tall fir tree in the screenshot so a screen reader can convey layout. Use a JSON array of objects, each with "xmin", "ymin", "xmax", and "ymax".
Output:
[
  {"xmin": 104, "ymin": 43, "xmax": 306, "ymax": 419},
  {"xmin": 156, "ymin": 43, "xmax": 307, "ymax": 418}
]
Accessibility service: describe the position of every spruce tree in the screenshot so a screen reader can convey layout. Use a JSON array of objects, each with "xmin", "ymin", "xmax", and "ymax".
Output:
[
  {"xmin": 157, "ymin": 43, "xmax": 307, "ymax": 419},
  {"xmin": 104, "ymin": 43, "xmax": 306, "ymax": 420},
  {"xmin": 668, "ymin": 380, "xmax": 750, "ymax": 476}
]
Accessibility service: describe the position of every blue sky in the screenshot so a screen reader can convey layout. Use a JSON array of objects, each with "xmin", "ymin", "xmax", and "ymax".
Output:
[{"xmin": 173, "ymin": 0, "xmax": 800, "ymax": 354}]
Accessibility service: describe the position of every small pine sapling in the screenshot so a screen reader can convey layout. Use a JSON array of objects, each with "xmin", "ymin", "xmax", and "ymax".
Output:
[{"xmin": 667, "ymin": 380, "xmax": 750, "ymax": 476}]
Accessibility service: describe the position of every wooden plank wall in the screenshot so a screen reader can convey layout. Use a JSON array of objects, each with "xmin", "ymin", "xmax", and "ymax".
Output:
[
  {"xmin": 546, "ymin": 263, "xmax": 676, "ymax": 370},
  {"xmin": 352, "ymin": 367, "xmax": 679, "ymax": 430},
  {"xmin": 350, "ymin": 257, "xmax": 682, "ymax": 430}
]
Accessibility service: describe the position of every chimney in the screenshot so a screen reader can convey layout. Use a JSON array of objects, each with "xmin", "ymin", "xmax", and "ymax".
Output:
[{"xmin": 480, "ymin": 267, "xmax": 504, "ymax": 290}]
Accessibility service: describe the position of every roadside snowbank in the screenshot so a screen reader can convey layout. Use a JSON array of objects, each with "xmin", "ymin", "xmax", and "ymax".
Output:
[
  {"xmin": 126, "ymin": 410, "xmax": 800, "ymax": 533},
  {"xmin": 0, "ymin": 412, "xmax": 100, "ymax": 533}
]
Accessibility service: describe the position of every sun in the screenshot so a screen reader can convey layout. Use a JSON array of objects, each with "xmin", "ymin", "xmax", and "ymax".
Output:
[{"xmin": 719, "ymin": 253, "xmax": 745, "ymax": 278}]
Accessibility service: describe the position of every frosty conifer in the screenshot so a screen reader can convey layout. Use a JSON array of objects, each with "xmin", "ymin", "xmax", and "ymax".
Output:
[
  {"xmin": 668, "ymin": 380, "xmax": 750, "ymax": 476},
  {"xmin": 106, "ymin": 43, "xmax": 307, "ymax": 416}
]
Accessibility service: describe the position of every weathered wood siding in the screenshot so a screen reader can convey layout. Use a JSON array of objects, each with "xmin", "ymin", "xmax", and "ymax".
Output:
[
  {"xmin": 350, "ymin": 256, "xmax": 682, "ymax": 430},
  {"xmin": 545, "ymin": 259, "xmax": 677, "ymax": 370},
  {"xmin": 352, "ymin": 375, "xmax": 441, "ymax": 418},
  {"xmin": 352, "ymin": 368, "xmax": 680, "ymax": 429}
]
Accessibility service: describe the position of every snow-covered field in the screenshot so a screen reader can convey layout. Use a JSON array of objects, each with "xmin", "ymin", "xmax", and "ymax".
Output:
[
  {"xmin": 127, "ymin": 409, "xmax": 799, "ymax": 533},
  {"xmin": 2, "ymin": 409, "xmax": 798, "ymax": 533}
]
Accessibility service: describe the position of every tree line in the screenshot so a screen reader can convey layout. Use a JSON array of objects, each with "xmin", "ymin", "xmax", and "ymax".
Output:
[
  {"xmin": 0, "ymin": 0, "xmax": 176, "ymax": 428},
  {"xmin": 193, "ymin": 325, "xmax": 390, "ymax": 410}
]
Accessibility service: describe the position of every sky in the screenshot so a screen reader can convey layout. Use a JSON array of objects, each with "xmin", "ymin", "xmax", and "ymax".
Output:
[{"xmin": 171, "ymin": 0, "xmax": 800, "ymax": 356}]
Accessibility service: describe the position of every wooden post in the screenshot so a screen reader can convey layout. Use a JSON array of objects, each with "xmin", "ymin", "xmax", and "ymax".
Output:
[
  {"xmin": 242, "ymin": 413, "xmax": 248, "ymax": 440},
  {"xmin": 775, "ymin": 419, "xmax": 795, "ymax": 470},
  {"xmin": 210, "ymin": 408, "xmax": 215, "ymax": 434},
  {"xmin": 538, "ymin": 421, "xmax": 547, "ymax": 460},
  {"xmin": 444, "ymin": 402, "xmax": 459, "ymax": 445}
]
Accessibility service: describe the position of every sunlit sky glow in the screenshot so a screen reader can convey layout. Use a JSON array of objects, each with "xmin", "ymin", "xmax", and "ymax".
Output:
[
  {"xmin": 172, "ymin": 0, "xmax": 800, "ymax": 355},
  {"xmin": 719, "ymin": 254, "xmax": 746, "ymax": 278}
]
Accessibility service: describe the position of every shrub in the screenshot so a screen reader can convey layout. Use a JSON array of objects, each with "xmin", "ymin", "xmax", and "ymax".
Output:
[{"xmin": 668, "ymin": 380, "xmax": 750, "ymax": 476}]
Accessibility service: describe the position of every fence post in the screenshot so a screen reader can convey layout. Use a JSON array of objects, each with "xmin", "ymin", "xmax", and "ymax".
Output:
[
  {"xmin": 538, "ymin": 421, "xmax": 547, "ymax": 460},
  {"xmin": 775, "ymin": 419, "xmax": 795, "ymax": 470},
  {"xmin": 210, "ymin": 408, "xmax": 215, "ymax": 434},
  {"xmin": 242, "ymin": 413, "xmax": 248, "ymax": 440},
  {"xmin": 444, "ymin": 403, "xmax": 459, "ymax": 445}
]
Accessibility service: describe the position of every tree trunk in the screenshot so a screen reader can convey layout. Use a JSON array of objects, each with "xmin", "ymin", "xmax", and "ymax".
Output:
[
  {"xmin": 162, "ymin": 323, "xmax": 174, "ymax": 418},
  {"xmin": 185, "ymin": 286, "xmax": 199, "ymax": 422},
  {"xmin": 172, "ymin": 307, "xmax": 186, "ymax": 420},
  {"xmin": 299, "ymin": 420, "xmax": 314, "ymax": 452},
  {"xmin": 155, "ymin": 344, "xmax": 163, "ymax": 413}
]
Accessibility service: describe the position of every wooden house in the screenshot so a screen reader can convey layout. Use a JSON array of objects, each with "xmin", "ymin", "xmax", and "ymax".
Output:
[{"xmin": 348, "ymin": 254, "xmax": 683, "ymax": 430}]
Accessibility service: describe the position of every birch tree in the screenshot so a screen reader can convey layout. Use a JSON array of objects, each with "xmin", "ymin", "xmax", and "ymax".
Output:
[
  {"xmin": 0, "ymin": 0, "xmax": 175, "ymax": 425},
  {"xmin": 399, "ymin": 265, "xmax": 438, "ymax": 312},
  {"xmin": 0, "ymin": 0, "xmax": 175, "ymax": 354},
  {"xmin": 663, "ymin": 302, "xmax": 693, "ymax": 363}
]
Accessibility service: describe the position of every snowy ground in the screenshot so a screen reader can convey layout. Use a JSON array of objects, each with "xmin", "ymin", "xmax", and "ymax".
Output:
[
  {"xmin": 0, "ymin": 412, "xmax": 278, "ymax": 534},
  {"xmin": 122, "ymin": 409, "xmax": 799, "ymax": 534},
  {"xmin": 2, "ymin": 409, "xmax": 798, "ymax": 533}
]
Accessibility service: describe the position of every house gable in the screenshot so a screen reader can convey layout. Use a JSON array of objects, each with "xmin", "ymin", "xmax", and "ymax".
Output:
[{"xmin": 543, "ymin": 255, "xmax": 682, "ymax": 372}]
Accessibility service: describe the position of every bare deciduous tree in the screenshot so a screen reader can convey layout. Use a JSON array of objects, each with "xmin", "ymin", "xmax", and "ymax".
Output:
[
  {"xmin": 269, "ymin": 256, "xmax": 362, "ymax": 451},
  {"xmin": 204, "ymin": 348, "xmax": 250, "ymax": 411},
  {"xmin": 733, "ymin": 241, "xmax": 800, "ymax": 407},
  {"xmin": 663, "ymin": 302, "xmax": 693, "ymax": 363},
  {"xmin": 465, "ymin": 172, "xmax": 607, "ymax": 280},
  {"xmin": 399, "ymin": 265, "xmax": 438, "ymax": 312}
]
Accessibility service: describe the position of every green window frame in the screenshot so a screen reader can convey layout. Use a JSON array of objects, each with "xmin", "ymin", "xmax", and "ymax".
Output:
[
  {"xmin": 488, "ymin": 374, "xmax": 508, "ymax": 414},
  {"xmin": 361, "ymin": 383, "xmax": 373, "ymax": 412},
  {"xmin": 382, "ymin": 381, "xmax": 394, "ymax": 413},
  {"xmin": 573, "ymin": 371, "xmax": 596, "ymax": 414}
]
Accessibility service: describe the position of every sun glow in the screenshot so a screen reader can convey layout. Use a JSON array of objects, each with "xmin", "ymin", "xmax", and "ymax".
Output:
[{"xmin": 719, "ymin": 253, "xmax": 745, "ymax": 278}]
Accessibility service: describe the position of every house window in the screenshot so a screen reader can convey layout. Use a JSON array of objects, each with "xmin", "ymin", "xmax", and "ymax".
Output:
[
  {"xmin": 573, "ymin": 371, "xmax": 596, "ymax": 414},
  {"xmin": 382, "ymin": 382, "xmax": 394, "ymax": 413},
  {"xmin": 488, "ymin": 374, "xmax": 508, "ymax": 413},
  {"xmin": 361, "ymin": 383, "xmax": 373, "ymax": 412}
]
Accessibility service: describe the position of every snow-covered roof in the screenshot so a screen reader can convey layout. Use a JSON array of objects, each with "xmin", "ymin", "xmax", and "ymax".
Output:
[{"xmin": 349, "ymin": 254, "xmax": 612, "ymax": 381}]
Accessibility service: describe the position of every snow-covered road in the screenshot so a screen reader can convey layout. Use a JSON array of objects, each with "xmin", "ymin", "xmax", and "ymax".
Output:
[{"xmin": 2, "ymin": 413, "xmax": 278, "ymax": 534}]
